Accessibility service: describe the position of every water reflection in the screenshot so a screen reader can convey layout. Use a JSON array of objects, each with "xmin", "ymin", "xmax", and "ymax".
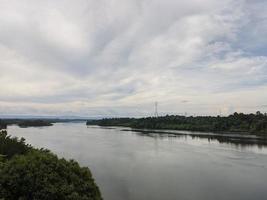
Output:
[{"xmin": 118, "ymin": 128, "xmax": 267, "ymax": 148}]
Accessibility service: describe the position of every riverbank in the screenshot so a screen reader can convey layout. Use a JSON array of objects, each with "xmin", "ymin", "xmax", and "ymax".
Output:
[{"xmin": 87, "ymin": 112, "xmax": 267, "ymax": 136}]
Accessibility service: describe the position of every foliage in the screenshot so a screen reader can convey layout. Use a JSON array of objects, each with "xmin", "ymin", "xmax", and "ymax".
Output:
[
  {"xmin": 0, "ymin": 131, "xmax": 30, "ymax": 159},
  {"xmin": 87, "ymin": 112, "xmax": 267, "ymax": 135},
  {"xmin": 0, "ymin": 132, "xmax": 102, "ymax": 200}
]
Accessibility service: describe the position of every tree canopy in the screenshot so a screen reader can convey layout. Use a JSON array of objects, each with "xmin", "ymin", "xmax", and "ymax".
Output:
[
  {"xmin": 0, "ymin": 131, "xmax": 102, "ymax": 200},
  {"xmin": 87, "ymin": 112, "xmax": 267, "ymax": 135}
]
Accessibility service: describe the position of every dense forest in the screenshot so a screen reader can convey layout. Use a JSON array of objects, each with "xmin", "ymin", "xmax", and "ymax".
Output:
[
  {"xmin": 0, "ymin": 129, "xmax": 102, "ymax": 200},
  {"xmin": 87, "ymin": 112, "xmax": 267, "ymax": 135}
]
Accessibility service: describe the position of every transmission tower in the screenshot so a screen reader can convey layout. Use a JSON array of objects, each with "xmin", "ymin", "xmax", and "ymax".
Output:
[{"xmin": 154, "ymin": 102, "xmax": 159, "ymax": 117}]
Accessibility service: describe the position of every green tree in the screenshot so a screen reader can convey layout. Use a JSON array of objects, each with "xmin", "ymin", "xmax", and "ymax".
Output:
[{"xmin": 0, "ymin": 132, "xmax": 102, "ymax": 200}]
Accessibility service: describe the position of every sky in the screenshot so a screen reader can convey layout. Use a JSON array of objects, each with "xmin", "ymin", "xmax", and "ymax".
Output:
[{"xmin": 0, "ymin": 0, "xmax": 267, "ymax": 117}]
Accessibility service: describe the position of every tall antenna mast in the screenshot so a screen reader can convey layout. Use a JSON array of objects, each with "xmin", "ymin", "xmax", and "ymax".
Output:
[{"xmin": 154, "ymin": 102, "xmax": 159, "ymax": 117}]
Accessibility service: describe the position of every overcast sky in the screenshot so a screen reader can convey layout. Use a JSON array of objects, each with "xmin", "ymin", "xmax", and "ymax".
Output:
[{"xmin": 0, "ymin": 0, "xmax": 267, "ymax": 117}]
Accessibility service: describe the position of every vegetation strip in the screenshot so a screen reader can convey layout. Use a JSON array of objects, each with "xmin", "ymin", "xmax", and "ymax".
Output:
[{"xmin": 87, "ymin": 112, "xmax": 267, "ymax": 136}]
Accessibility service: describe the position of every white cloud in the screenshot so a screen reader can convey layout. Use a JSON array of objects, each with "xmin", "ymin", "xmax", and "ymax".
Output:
[{"xmin": 0, "ymin": 0, "xmax": 266, "ymax": 117}]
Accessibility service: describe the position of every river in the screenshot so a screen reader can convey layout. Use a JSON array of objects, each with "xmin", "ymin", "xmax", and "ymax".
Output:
[{"xmin": 8, "ymin": 122, "xmax": 267, "ymax": 200}]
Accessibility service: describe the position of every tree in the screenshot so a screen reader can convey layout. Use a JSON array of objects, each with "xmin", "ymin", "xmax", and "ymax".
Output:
[{"xmin": 0, "ymin": 133, "xmax": 102, "ymax": 200}]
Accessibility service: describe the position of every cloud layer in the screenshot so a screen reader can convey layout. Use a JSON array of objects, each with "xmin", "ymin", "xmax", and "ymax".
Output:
[{"xmin": 0, "ymin": 0, "xmax": 267, "ymax": 117}]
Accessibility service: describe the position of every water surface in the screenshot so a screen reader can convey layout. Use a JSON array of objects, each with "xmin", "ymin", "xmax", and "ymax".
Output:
[{"xmin": 8, "ymin": 123, "xmax": 267, "ymax": 200}]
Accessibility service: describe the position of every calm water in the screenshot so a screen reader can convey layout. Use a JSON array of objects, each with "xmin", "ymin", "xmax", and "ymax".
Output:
[{"xmin": 8, "ymin": 123, "xmax": 267, "ymax": 200}]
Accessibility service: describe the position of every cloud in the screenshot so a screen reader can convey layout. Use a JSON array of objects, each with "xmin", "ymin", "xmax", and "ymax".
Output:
[{"xmin": 0, "ymin": 0, "xmax": 267, "ymax": 117}]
